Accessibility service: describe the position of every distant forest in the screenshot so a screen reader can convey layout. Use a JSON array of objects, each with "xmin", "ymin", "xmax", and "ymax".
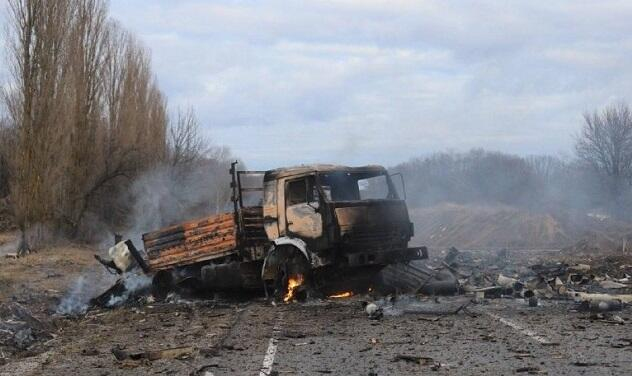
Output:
[{"xmin": 393, "ymin": 104, "xmax": 632, "ymax": 222}]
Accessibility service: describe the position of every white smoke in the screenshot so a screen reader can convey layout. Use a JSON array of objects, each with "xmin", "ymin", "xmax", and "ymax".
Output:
[
  {"xmin": 105, "ymin": 273, "xmax": 152, "ymax": 307},
  {"xmin": 55, "ymin": 271, "xmax": 150, "ymax": 315},
  {"xmin": 122, "ymin": 159, "xmax": 233, "ymax": 246},
  {"xmin": 55, "ymin": 274, "xmax": 111, "ymax": 315}
]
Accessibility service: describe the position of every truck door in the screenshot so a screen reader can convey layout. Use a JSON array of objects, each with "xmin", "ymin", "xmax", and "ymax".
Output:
[{"xmin": 285, "ymin": 176, "xmax": 323, "ymax": 239}]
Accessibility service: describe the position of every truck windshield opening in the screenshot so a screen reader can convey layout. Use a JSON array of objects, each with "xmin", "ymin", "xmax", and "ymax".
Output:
[{"xmin": 318, "ymin": 172, "xmax": 396, "ymax": 202}]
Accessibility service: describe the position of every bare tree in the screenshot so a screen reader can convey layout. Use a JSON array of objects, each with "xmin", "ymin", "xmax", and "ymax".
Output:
[
  {"xmin": 576, "ymin": 103, "xmax": 632, "ymax": 217},
  {"xmin": 4, "ymin": 0, "xmax": 74, "ymax": 253},
  {"xmin": 0, "ymin": 117, "xmax": 12, "ymax": 198},
  {"xmin": 2, "ymin": 0, "xmax": 171, "ymax": 243},
  {"xmin": 526, "ymin": 155, "xmax": 565, "ymax": 185},
  {"xmin": 168, "ymin": 107, "xmax": 209, "ymax": 167},
  {"xmin": 59, "ymin": 0, "xmax": 111, "ymax": 232},
  {"xmin": 69, "ymin": 19, "xmax": 169, "ymax": 235}
]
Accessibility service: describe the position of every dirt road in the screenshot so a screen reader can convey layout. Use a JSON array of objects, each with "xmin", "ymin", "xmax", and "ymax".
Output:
[
  {"xmin": 193, "ymin": 299, "xmax": 632, "ymax": 375},
  {"xmin": 2, "ymin": 245, "xmax": 632, "ymax": 375},
  {"xmin": 2, "ymin": 296, "xmax": 631, "ymax": 375}
]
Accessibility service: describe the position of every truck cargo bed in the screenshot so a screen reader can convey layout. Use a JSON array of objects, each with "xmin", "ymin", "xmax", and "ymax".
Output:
[{"xmin": 143, "ymin": 213, "xmax": 238, "ymax": 271}]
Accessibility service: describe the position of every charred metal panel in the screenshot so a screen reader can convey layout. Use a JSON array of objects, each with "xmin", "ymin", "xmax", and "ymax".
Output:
[
  {"xmin": 334, "ymin": 201, "xmax": 409, "ymax": 231},
  {"xmin": 346, "ymin": 247, "xmax": 427, "ymax": 266},
  {"xmin": 286, "ymin": 203, "xmax": 323, "ymax": 238},
  {"xmin": 333, "ymin": 200, "xmax": 412, "ymax": 253}
]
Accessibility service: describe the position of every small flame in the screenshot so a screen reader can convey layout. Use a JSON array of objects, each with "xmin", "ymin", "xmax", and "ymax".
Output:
[
  {"xmin": 329, "ymin": 291, "xmax": 353, "ymax": 299},
  {"xmin": 283, "ymin": 274, "xmax": 304, "ymax": 303}
]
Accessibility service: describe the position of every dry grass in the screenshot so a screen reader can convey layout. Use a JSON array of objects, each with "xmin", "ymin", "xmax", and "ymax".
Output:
[{"xmin": 0, "ymin": 240, "xmax": 98, "ymax": 315}]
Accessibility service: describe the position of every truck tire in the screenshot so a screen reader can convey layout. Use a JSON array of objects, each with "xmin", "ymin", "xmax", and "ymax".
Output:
[
  {"xmin": 262, "ymin": 245, "xmax": 312, "ymax": 301},
  {"xmin": 152, "ymin": 270, "xmax": 174, "ymax": 301}
]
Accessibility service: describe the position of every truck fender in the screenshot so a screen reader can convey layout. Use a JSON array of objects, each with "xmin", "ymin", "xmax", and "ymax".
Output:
[
  {"xmin": 261, "ymin": 237, "xmax": 311, "ymax": 282},
  {"xmin": 272, "ymin": 237, "xmax": 311, "ymax": 262}
]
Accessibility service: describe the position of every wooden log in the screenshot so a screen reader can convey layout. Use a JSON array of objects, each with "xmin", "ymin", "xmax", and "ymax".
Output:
[
  {"xmin": 148, "ymin": 240, "xmax": 237, "ymax": 269},
  {"xmin": 144, "ymin": 221, "xmax": 234, "ymax": 249},
  {"xmin": 142, "ymin": 213, "xmax": 234, "ymax": 241},
  {"xmin": 147, "ymin": 230, "xmax": 236, "ymax": 257}
]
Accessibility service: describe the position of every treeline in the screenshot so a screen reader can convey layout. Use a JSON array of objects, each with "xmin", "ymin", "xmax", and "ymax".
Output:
[
  {"xmin": 391, "ymin": 150, "xmax": 601, "ymax": 214},
  {"xmin": 0, "ymin": 0, "xmax": 233, "ymax": 248},
  {"xmin": 393, "ymin": 104, "xmax": 632, "ymax": 221}
]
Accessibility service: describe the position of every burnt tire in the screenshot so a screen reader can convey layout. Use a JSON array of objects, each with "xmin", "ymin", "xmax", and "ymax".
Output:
[
  {"xmin": 152, "ymin": 270, "xmax": 174, "ymax": 301},
  {"xmin": 263, "ymin": 245, "xmax": 312, "ymax": 302}
]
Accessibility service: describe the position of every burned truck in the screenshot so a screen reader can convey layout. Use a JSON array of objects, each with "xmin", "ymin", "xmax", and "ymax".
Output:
[{"xmin": 116, "ymin": 163, "xmax": 427, "ymax": 300}]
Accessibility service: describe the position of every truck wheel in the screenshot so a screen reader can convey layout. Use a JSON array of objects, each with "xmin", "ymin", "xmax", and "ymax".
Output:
[
  {"xmin": 152, "ymin": 270, "xmax": 173, "ymax": 301},
  {"xmin": 276, "ymin": 246, "xmax": 311, "ymax": 302}
]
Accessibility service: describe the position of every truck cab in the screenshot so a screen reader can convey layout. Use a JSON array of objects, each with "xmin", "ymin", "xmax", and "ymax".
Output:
[{"xmin": 251, "ymin": 164, "xmax": 427, "ymax": 292}]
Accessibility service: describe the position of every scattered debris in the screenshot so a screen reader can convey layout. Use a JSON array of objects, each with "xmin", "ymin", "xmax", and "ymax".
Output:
[
  {"xmin": 363, "ymin": 302, "xmax": 383, "ymax": 320},
  {"xmin": 362, "ymin": 295, "xmax": 471, "ymax": 318},
  {"xmin": 378, "ymin": 261, "xmax": 458, "ymax": 295},
  {"xmin": 111, "ymin": 345, "xmax": 196, "ymax": 361},
  {"xmin": 0, "ymin": 303, "xmax": 53, "ymax": 353},
  {"xmin": 599, "ymin": 280, "xmax": 627, "ymax": 289},
  {"xmin": 610, "ymin": 338, "xmax": 632, "ymax": 348},
  {"xmin": 497, "ymin": 274, "xmax": 524, "ymax": 292},
  {"xmin": 577, "ymin": 299, "xmax": 623, "ymax": 312},
  {"xmin": 434, "ymin": 247, "xmax": 632, "ymax": 313},
  {"xmin": 588, "ymin": 313, "xmax": 626, "ymax": 325},
  {"xmin": 571, "ymin": 292, "xmax": 632, "ymax": 304},
  {"xmin": 571, "ymin": 361, "xmax": 607, "ymax": 367},
  {"xmin": 516, "ymin": 366, "xmax": 544, "ymax": 373},
  {"xmin": 81, "ymin": 348, "xmax": 99, "ymax": 356},
  {"xmin": 526, "ymin": 294, "xmax": 538, "ymax": 307},
  {"xmin": 392, "ymin": 354, "xmax": 436, "ymax": 366}
]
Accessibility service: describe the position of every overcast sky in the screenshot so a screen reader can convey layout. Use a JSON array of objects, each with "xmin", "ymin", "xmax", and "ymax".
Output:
[{"xmin": 4, "ymin": 2, "xmax": 632, "ymax": 169}]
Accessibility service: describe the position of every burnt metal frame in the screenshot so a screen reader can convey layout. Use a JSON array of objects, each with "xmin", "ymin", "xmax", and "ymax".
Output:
[{"xmin": 230, "ymin": 161, "xmax": 265, "ymax": 241}]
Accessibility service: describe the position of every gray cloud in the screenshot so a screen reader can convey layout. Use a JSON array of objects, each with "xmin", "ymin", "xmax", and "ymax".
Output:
[{"xmin": 2, "ymin": 1, "xmax": 632, "ymax": 169}]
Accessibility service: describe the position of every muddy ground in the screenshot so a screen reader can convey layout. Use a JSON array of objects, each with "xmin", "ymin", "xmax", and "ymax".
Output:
[{"xmin": 1, "ymin": 242, "xmax": 632, "ymax": 375}]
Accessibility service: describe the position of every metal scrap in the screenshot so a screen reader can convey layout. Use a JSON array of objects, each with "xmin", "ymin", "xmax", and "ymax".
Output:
[
  {"xmin": 111, "ymin": 345, "xmax": 196, "ymax": 361},
  {"xmin": 570, "ymin": 292, "xmax": 632, "ymax": 304},
  {"xmin": 392, "ymin": 354, "xmax": 438, "ymax": 368}
]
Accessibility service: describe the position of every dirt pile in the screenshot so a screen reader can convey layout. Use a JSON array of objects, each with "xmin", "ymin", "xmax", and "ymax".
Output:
[
  {"xmin": 560, "ymin": 221, "xmax": 632, "ymax": 255},
  {"xmin": 410, "ymin": 203, "xmax": 570, "ymax": 250},
  {"xmin": 410, "ymin": 203, "xmax": 632, "ymax": 252}
]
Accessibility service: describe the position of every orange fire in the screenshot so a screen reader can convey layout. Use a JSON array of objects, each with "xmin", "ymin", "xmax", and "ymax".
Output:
[
  {"xmin": 329, "ymin": 291, "xmax": 353, "ymax": 299},
  {"xmin": 283, "ymin": 274, "xmax": 304, "ymax": 303}
]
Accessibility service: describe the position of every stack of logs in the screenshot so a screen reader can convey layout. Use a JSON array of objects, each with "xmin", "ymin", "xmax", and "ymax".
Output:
[{"xmin": 143, "ymin": 213, "xmax": 238, "ymax": 271}]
